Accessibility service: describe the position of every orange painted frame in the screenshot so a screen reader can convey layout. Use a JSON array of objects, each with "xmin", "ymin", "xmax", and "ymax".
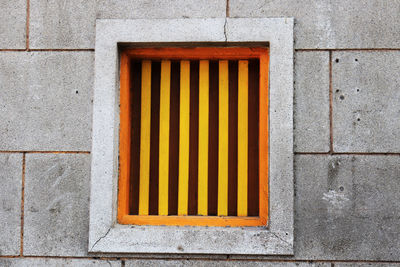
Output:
[{"xmin": 118, "ymin": 47, "xmax": 269, "ymax": 226}]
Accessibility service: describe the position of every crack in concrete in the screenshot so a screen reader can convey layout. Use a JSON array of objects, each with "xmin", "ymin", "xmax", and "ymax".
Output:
[
  {"xmin": 224, "ymin": 18, "xmax": 228, "ymax": 42},
  {"xmin": 90, "ymin": 227, "xmax": 111, "ymax": 251},
  {"xmin": 270, "ymin": 232, "xmax": 292, "ymax": 247}
]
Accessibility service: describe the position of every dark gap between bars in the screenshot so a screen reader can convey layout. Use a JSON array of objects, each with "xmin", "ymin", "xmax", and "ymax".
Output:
[
  {"xmin": 248, "ymin": 59, "xmax": 259, "ymax": 216},
  {"xmin": 168, "ymin": 61, "xmax": 180, "ymax": 215},
  {"xmin": 208, "ymin": 60, "xmax": 219, "ymax": 216},
  {"xmin": 188, "ymin": 60, "xmax": 199, "ymax": 215},
  {"xmin": 228, "ymin": 60, "xmax": 239, "ymax": 216},
  {"xmin": 129, "ymin": 60, "xmax": 142, "ymax": 215},
  {"xmin": 149, "ymin": 61, "xmax": 161, "ymax": 215}
]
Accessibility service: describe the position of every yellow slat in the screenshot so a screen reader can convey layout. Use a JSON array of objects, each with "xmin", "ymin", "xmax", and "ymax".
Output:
[
  {"xmin": 218, "ymin": 60, "xmax": 229, "ymax": 216},
  {"xmin": 198, "ymin": 60, "xmax": 209, "ymax": 216},
  {"xmin": 158, "ymin": 60, "xmax": 171, "ymax": 216},
  {"xmin": 178, "ymin": 60, "xmax": 190, "ymax": 215},
  {"xmin": 237, "ymin": 60, "xmax": 248, "ymax": 216},
  {"xmin": 138, "ymin": 60, "xmax": 152, "ymax": 215}
]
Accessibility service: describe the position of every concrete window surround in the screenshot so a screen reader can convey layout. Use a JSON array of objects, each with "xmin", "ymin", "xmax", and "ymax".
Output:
[{"xmin": 89, "ymin": 18, "xmax": 294, "ymax": 255}]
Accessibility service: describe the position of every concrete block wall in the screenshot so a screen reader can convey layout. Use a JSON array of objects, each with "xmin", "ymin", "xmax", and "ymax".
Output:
[{"xmin": 0, "ymin": 0, "xmax": 399, "ymax": 266}]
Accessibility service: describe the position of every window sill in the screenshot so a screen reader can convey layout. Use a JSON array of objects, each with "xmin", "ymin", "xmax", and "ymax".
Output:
[{"xmin": 89, "ymin": 224, "xmax": 292, "ymax": 254}]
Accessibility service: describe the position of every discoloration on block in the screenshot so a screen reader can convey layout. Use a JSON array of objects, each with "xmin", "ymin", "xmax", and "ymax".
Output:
[
  {"xmin": 0, "ymin": 258, "xmax": 121, "ymax": 267},
  {"xmin": 96, "ymin": 0, "xmax": 226, "ymax": 19},
  {"xmin": 296, "ymin": 155, "xmax": 400, "ymax": 260},
  {"xmin": 30, "ymin": 0, "xmax": 96, "ymax": 48},
  {"xmin": 0, "ymin": 154, "xmax": 22, "ymax": 255},
  {"xmin": 322, "ymin": 190, "xmax": 350, "ymax": 210},
  {"xmin": 294, "ymin": 52, "xmax": 330, "ymax": 152},
  {"xmin": 0, "ymin": 52, "xmax": 93, "ymax": 151},
  {"xmin": 332, "ymin": 51, "xmax": 400, "ymax": 152},
  {"xmin": 24, "ymin": 154, "xmax": 91, "ymax": 256},
  {"xmin": 336, "ymin": 263, "xmax": 400, "ymax": 267},
  {"xmin": 230, "ymin": 0, "xmax": 400, "ymax": 49},
  {"xmin": 126, "ymin": 260, "xmax": 330, "ymax": 266},
  {"xmin": 0, "ymin": 0, "xmax": 26, "ymax": 49}
]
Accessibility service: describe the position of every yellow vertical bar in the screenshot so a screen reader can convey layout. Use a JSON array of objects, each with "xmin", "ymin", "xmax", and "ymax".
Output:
[
  {"xmin": 218, "ymin": 60, "xmax": 229, "ymax": 216},
  {"xmin": 158, "ymin": 60, "xmax": 171, "ymax": 216},
  {"xmin": 138, "ymin": 60, "xmax": 151, "ymax": 215},
  {"xmin": 237, "ymin": 60, "xmax": 248, "ymax": 216},
  {"xmin": 198, "ymin": 60, "xmax": 209, "ymax": 215},
  {"xmin": 178, "ymin": 60, "xmax": 190, "ymax": 215}
]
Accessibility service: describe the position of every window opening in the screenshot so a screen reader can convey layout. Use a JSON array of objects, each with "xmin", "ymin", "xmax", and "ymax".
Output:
[{"xmin": 118, "ymin": 47, "xmax": 269, "ymax": 226}]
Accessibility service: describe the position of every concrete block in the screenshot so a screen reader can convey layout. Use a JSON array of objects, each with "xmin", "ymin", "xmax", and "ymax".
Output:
[
  {"xmin": 294, "ymin": 51, "xmax": 330, "ymax": 152},
  {"xmin": 0, "ymin": 52, "xmax": 93, "ymax": 151},
  {"xmin": 332, "ymin": 51, "xmax": 400, "ymax": 152},
  {"xmin": 96, "ymin": 0, "xmax": 226, "ymax": 19},
  {"xmin": 0, "ymin": 258, "xmax": 120, "ymax": 267},
  {"xmin": 0, "ymin": 154, "xmax": 22, "ymax": 255},
  {"xmin": 295, "ymin": 155, "xmax": 400, "ymax": 260},
  {"xmin": 126, "ymin": 260, "xmax": 329, "ymax": 266},
  {"xmin": 23, "ymin": 154, "xmax": 91, "ymax": 256},
  {"xmin": 229, "ymin": 0, "xmax": 400, "ymax": 49},
  {"xmin": 336, "ymin": 264, "xmax": 400, "ymax": 267},
  {"xmin": 0, "ymin": 0, "xmax": 26, "ymax": 49},
  {"xmin": 29, "ymin": 0, "xmax": 95, "ymax": 48}
]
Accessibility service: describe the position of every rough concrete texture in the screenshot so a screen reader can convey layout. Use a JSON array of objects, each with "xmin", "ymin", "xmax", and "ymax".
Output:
[
  {"xmin": 0, "ymin": 0, "xmax": 26, "ymax": 49},
  {"xmin": 29, "ymin": 0, "xmax": 95, "ymax": 48},
  {"xmin": 23, "ymin": 154, "xmax": 91, "ymax": 256},
  {"xmin": 97, "ymin": 0, "xmax": 226, "ymax": 19},
  {"xmin": 336, "ymin": 264, "xmax": 400, "ymax": 267},
  {"xmin": 229, "ymin": 0, "xmax": 400, "ymax": 49},
  {"xmin": 0, "ymin": 52, "xmax": 93, "ymax": 151},
  {"xmin": 0, "ymin": 258, "xmax": 121, "ymax": 267},
  {"xmin": 294, "ymin": 51, "xmax": 330, "ymax": 152},
  {"xmin": 295, "ymin": 155, "xmax": 400, "ymax": 260},
  {"xmin": 0, "ymin": 154, "xmax": 22, "ymax": 255},
  {"xmin": 332, "ymin": 51, "xmax": 400, "ymax": 152},
  {"xmin": 126, "ymin": 260, "xmax": 329, "ymax": 266},
  {"xmin": 91, "ymin": 224, "xmax": 292, "ymax": 255}
]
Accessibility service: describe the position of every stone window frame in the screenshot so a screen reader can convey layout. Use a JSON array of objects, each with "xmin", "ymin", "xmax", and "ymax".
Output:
[{"xmin": 89, "ymin": 18, "xmax": 294, "ymax": 255}]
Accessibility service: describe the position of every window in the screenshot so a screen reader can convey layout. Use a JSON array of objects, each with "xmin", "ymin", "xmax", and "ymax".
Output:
[
  {"xmin": 89, "ymin": 18, "xmax": 294, "ymax": 255},
  {"xmin": 118, "ymin": 47, "xmax": 269, "ymax": 226}
]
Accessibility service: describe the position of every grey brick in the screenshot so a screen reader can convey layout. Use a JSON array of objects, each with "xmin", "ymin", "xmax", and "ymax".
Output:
[
  {"xmin": 332, "ymin": 51, "xmax": 400, "ymax": 152},
  {"xmin": 0, "ymin": 0, "xmax": 26, "ymax": 49},
  {"xmin": 229, "ymin": 0, "xmax": 400, "ymax": 49},
  {"xmin": 0, "ymin": 52, "xmax": 93, "ymax": 151},
  {"xmin": 96, "ymin": 0, "xmax": 226, "ymax": 19},
  {"xmin": 23, "ymin": 154, "xmax": 91, "ymax": 256},
  {"xmin": 0, "ymin": 258, "xmax": 121, "ymax": 267},
  {"xmin": 336, "ymin": 263, "xmax": 400, "ymax": 267},
  {"xmin": 0, "ymin": 154, "xmax": 22, "ymax": 255},
  {"xmin": 295, "ymin": 155, "xmax": 400, "ymax": 260},
  {"xmin": 294, "ymin": 51, "xmax": 330, "ymax": 152},
  {"xmin": 126, "ymin": 260, "xmax": 329, "ymax": 267},
  {"xmin": 29, "ymin": 0, "xmax": 95, "ymax": 49}
]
